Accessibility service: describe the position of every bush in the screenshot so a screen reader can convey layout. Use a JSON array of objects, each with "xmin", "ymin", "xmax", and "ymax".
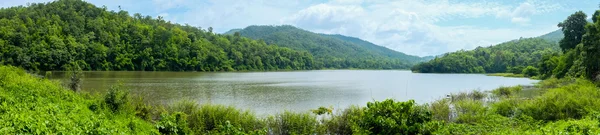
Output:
[
  {"xmin": 267, "ymin": 111, "xmax": 320, "ymax": 135},
  {"xmin": 171, "ymin": 102, "xmax": 265, "ymax": 134},
  {"xmin": 522, "ymin": 66, "xmax": 539, "ymax": 77},
  {"xmin": 156, "ymin": 112, "xmax": 190, "ymax": 134},
  {"xmin": 429, "ymin": 98, "xmax": 451, "ymax": 122},
  {"xmin": 491, "ymin": 98, "xmax": 520, "ymax": 117},
  {"xmin": 454, "ymin": 100, "xmax": 487, "ymax": 124},
  {"xmin": 350, "ymin": 99, "xmax": 432, "ymax": 134},
  {"xmin": 491, "ymin": 86, "xmax": 522, "ymax": 98},
  {"xmin": 104, "ymin": 84, "xmax": 131, "ymax": 113},
  {"xmin": 508, "ymin": 66, "xmax": 525, "ymax": 74},
  {"xmin": 322, "ymin": 106, "xmax": 360, "ymax": 135},
  {"xmin": 519, "ymin": 79, "xmax": 600, "ymax": 121}
]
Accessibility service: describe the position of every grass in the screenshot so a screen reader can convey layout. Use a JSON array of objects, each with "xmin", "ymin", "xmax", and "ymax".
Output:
[
  {"xmin": 486, "ymin": 73, "xmax": 526, "ymax": 78},
  {"xmin": 3, "ymin": 65, "xmax": 600, "ymax": 134}
]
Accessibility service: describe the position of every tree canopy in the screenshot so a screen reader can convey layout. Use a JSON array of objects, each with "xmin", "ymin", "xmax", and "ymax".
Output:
[
  {"xmin": 0, "ymin": 0, "xmax": 316, "ymax": 71},
  {"xmin": 411, "ymin": 38, "xmax": 559, "ymax": 73},
  {"xmin": 225, "ymin": 25, "xmax": 425, "ymax": 69}
]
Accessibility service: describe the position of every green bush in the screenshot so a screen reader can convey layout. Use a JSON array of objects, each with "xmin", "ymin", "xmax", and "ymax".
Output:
[
  {"xmin": 522, "ymin": 66, "xmax": 539, "ymax": 77},
  {"xmin": 350, "ymin": 99, "xmax": 433, "ymax": 134},
  {"xmin": 104, "ymin": 84, "xmax": 131, "ymax": 113},
  {"xmin": 322, "ymin": 106, "xmax": 360, "ymax": 135},
  {"xmin": 156, "ymin": 112, "xmax": 190, "ymax": 134},
  {"xmin": 267, "ymin": 111, "xmax": 320, "ymax": 135},
  {"xmin": 491, "ymin": 86, "xmax": 522, "ymax": 98},
  {"xmin": 454, "ymin": 100, "xmax": 487, "ymax": 124},
  {"xmin": 490, "ymin": 98, "xmax": 520, "ymax": 117},
  {"xmin": 171, "ymin": 102, "xmax": 265, "ymax": 134},
  {"xmin": 450, "ymin": 90, "xmax": 487, "ymax": 102},
  {"xmin": 519, "ymin": 79, "xmax": 600, "ymax": 121},
  {"xmin": 429, "ymin": 98, "xmax": 451, "ymax": 122}
]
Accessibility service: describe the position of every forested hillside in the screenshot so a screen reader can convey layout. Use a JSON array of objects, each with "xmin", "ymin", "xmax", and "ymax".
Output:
[
  {"xmin": 0, "ymin": 0, "xmax": 316, "ymax": 71},
  {"xmin": 411, "ymin": 38, "xmax": 559, "ymax": 73},
  {"xmin": 226, "ymin": 25, "xmax": 423, "ymax": 69}
]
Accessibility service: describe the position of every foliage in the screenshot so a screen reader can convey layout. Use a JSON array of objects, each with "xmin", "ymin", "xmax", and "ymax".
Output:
[
  {"xmin": 168, "ymin": 101, "xmax": 265, "ymax": 134},
  {"xmin": 487, "ymin": 73, "xmax": 525, "ymax": 78},
  {"xmin": 267, "ymin": 111, "xmax": 320, "ymax": 135},
  {"xmin": 522, "ymin": 66, "xmax": 539, "ymax": 77},
  {"xmin": 311, "ymin": 106, "xmax": 333, "ymax": 115},
  {"xmin": 0, "ymin": 65, "xmax": 159, "ymax": 134},
  {"xmin": 104, "ymin": 84, "xmax": 130, "ymax": 113},
  {"xmin": 155, "ymin": 112, "xmax": 190, "ymax": 135},
  {"xmin": 349, "ymin": 99, "xmax": 433, "ymax": 134},
  {"xmin": 227, "ymin": 25, "xmax": 424, "ymax": 69},
  {"xmin": 412, "ymin": 38, "xmax": 559, "ymax": 73},
  {"xmin": 429, "ymin": 98, "xmax": 451, "ymax": 122},
  {"xmin": 0, "ymin": 0, "xmax": 315, "ymax": 72},
  {"xmin": 558, "ymin": 11, "xmax": 587, "ymax": 52},
  {"xmin": 519, "ymin": 79, "xmax": 600, "ymax": 121},
  {"xmin": 491, "ymin": 86, "xmax": 522, "ymax": 98}
]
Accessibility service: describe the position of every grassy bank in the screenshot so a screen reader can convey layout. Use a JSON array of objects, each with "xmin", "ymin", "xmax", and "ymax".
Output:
[
  {"xmin": 2, "ymin": 65, "xmax": 600, "ymax": 134},
  {"xmin": 486, "ymin": 73, "xmax": 527, "ymax": 78}
]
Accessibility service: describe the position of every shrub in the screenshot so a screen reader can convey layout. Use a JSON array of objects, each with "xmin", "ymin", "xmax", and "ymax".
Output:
[
  {"xmin": 522, "ymin": 66, "xmax": 539, "ymax": 77},
  {"xmin": 268, "ymin": 111, "xmax": 320, "ymax": 135},
  {"xmin": 454, "ymin": 100, "xmax": 487, "ymax": 124},
  {"xmin": 350, "ymin": 99, "xmax": 432, "ymax": 134},
  {"xmin": 429, "ymin": 98, "xmax": 451, "ymax": 122},
  {"xmin": 322, "ymin": 106, "xmax": 360, "ymax": 135},
  {"xmin": 519, "ymin": 79, "xmax": 600, "ymax": 121},
  {"xmin": 491, "ymin": 98, "xmax": 520, "ymax": 117},
  {"xmin": 491, "ymin": 86, "xmax": 522, "ymax": 98},
  {"xmin": 450, "ymin": 90, "xmax": 487, "ymax": 102},
  {"xmin": 104, "ymin": 84, "xmax": 131, "ymax": 113},
  {"xmin": 177, "ymin": 103, "xmax": 265, "ymax": 134},
  {"xmin": 156, "ymin": 112, "xmax": 190, "ymax": 134}
]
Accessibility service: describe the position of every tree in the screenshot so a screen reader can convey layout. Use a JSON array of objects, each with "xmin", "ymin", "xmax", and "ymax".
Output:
[
  {"xmin": 522, "ymin": 66, "xmax": 539, "ymax": 77},
  {"xmin": 558, "ymin": 11, "xmax": 587, "ymax": 52},
  {"xmin": 582, "ymin": 10, "xmax": 600, "ymax": 80}
]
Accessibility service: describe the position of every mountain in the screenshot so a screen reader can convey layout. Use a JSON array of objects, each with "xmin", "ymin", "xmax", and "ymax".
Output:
[
  {"xmin": 225, "ymin": 25, "xmax": 424, "ymax": 69},
  {"xmin": 537, "ymin": 29, "xmax": 563, "ymax": 43},
  {"xmin": 0, "ymin": 0, "xmax": 316, "ymax": 71},
  {"xmin": 411, "ymin": 38, "xmax": 559, "ymax": 73}
]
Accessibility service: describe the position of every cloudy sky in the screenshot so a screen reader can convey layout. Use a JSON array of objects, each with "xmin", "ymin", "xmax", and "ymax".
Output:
[{"xmin": 1, "ymin": 0, "xmax": 598, "ymax": 56}]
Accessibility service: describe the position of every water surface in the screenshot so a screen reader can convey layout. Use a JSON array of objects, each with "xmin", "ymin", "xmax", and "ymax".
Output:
[{"xmin": 50, "ymin": 70, "xmax": 538, "ymax": 115}]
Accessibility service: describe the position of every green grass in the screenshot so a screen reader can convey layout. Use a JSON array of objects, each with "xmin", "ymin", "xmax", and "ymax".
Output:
[
  {"xmin": 486, "ymin": 73, "xmax": 526, "ymax": 78},
  {"xmin": 3, "ymin": 65, "xmax": 600, "ymax": 134}
]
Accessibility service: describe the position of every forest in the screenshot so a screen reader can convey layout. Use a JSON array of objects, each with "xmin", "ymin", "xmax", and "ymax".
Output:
[
  {"xmin": 411, "ymin": 38, "xmax": 559, "ymax": 74},
  {"xmin": 226, "ymin": 25, "xmax": 425, "ymax": 69},
  {"xmin": 0, "ymin": 0, "xmax": 319, "ymax": 72}
]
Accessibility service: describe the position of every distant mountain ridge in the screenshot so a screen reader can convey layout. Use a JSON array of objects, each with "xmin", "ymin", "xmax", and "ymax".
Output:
[{"xmin": 225, "ymin": 25, "xmax": 428, "ymax": 69}]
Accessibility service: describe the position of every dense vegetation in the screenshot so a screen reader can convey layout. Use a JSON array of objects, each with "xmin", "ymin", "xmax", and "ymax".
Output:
[
  {"xmin": 5, "ymin": 65, "xmax": 600, "ymax": 134},
  {"xmin": 537, "ymin": 10, "xmax": 600, "ymax": 80},
  {"xmin": 0, "ymin": 0, "xmax": 317, "ymax": 71},
  {"xmin": 411, "ymin": 38, "xmax": 559, "ymax": 74},
  {"xmin": 226, "ymin": 25, "xmax": 424, "ymax": 69}
]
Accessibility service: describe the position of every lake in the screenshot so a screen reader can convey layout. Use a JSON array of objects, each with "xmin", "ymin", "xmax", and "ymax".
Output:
[{"xmin": 49, "ymin": 70, "xmax": 538, "ymax": 115}]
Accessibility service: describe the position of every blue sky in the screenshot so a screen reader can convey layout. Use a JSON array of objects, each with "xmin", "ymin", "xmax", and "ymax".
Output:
[{"xmin": 1, "ymin": 0, "xmax": 598, "ymax": 56}]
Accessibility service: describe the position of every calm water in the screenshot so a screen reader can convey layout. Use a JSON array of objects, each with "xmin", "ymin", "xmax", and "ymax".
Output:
[{"xmin": 49, "ymin": 70, "xmax": 538, "ymax": 115}]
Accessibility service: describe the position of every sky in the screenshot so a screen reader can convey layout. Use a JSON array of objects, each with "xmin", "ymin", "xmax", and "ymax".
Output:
[{"xmin": 1, "ymin": 0, "xmax": 598, "ymax": 56}]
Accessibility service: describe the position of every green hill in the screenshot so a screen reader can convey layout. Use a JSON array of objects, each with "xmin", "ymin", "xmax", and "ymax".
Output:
[
  {"xmin": 225, "ymin": 25, "xmax": 425, "ymax": 69},
  {"xmin": 411, "ymin": 38, "xmax": 559, "ymax": 73},
  {"xmin": 537, "ymin": 29, "xmax": 563, "ymax": 43},
  {"xmin": 0, "ymin": 0, "xmax": 315, "ymax": 71}
]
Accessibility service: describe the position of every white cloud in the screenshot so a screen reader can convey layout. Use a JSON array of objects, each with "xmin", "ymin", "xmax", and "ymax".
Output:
[{"xmin": 282, "ymin": 0, "xmax": 561, "ymax": 56}]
